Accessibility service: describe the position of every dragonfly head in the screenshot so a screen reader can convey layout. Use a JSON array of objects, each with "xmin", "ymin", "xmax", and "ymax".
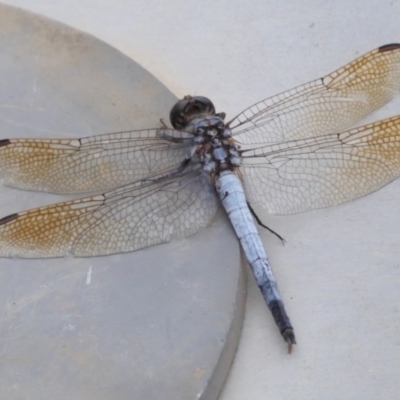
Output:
[{"xmin": 170, "ymin": 95, "xmax": 216, "ymax": 129}]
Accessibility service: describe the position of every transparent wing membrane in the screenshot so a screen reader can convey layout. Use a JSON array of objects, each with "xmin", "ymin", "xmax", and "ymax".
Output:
[
  {"xmin": 0, "ymin": 170, "xmax": 217, "ymax": 258},
  {"xmin": 240, "ymin": 115, "xmax": 400, "ymax": 214},
  {"xmin": 0, "ymin": 129, "xmax": 192, "ymax": 194},
  {"xmin": 230, "ymin": 44, "xmax": 400, "ymax": 144}
]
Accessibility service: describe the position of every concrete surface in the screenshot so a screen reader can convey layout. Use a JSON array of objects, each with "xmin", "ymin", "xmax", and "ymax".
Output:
[
  {"xmin": 1, "ymin": 1, "xmax": 400, "ymax": 400},
  {"xmin": 0, "ymin": 5, "xmax": 244, "ymax": 400}
]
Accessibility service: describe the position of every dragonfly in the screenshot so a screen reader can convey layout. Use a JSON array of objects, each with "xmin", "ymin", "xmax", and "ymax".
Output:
[{"xmin": 1, "ymin": 44, "xmax": 400, "ymax": 352}]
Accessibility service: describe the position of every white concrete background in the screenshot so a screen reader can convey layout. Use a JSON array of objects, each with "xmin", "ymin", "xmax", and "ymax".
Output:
[{"xmin": 1, "ymin": 1, "xmax": 400, "ymax": 399}]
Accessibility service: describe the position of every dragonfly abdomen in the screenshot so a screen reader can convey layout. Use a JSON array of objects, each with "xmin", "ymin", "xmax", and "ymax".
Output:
[{"xmin": 216, "ymin": 170, "xmax": 295, "ymax": 350}]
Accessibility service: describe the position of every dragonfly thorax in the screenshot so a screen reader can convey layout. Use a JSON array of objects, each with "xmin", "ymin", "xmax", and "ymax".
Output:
[
  {"xmin": 170, "ymin": 95, "xmax": 242, "ymax": 173},
  {"xmin": 190, "ymin": 114, "xmax": 241, "ymax": 173}
]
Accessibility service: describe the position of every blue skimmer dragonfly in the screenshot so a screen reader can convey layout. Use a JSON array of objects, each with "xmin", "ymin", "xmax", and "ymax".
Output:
[{"xmin": 1, "ymin": 44, "xmax": 400, "ymax": 351}]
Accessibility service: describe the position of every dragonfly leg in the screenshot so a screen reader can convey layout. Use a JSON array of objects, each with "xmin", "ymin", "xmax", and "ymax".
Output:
[
  {"xmin": 177, "ymin": 156, "xmax": 192, "ymax": 173},
  {"xmin": 247, "ymin": 201, "xmax": 286, "ymax": 244}
]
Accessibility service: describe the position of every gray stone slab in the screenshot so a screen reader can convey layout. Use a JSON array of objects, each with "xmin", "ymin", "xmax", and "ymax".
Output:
[{"xmin": 0, "ymin": 5, "xmax": 245, "ymax": 399}]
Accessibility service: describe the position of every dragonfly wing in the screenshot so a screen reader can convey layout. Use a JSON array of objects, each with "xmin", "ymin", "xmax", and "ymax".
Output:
[
  {"xmin": 0, "ymin": 129, "xmax": 192, "ymax": 194},
  {"xmin": 240, "ymin": 115, "xmax": 400, "ymax": 214},
  {"xmin": 230, "ymin": 44, "xmax": 400, "ymax": 144},
  {"xmin": 0, "ymin": 169, "xmax": 218, "ymax": 258}
]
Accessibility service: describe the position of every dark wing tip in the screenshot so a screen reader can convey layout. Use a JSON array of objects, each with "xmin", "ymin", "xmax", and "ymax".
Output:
[
  {"xmin": 0, "ymin": 213, "xmax": 19, "ymax": 225},
  {"xmin": 378, "ymin": 43, "xmax": 400, "ymax": 52},
  {"xmin": 0, "ymin": 139, "xmax": 11, "ymax": 147}
]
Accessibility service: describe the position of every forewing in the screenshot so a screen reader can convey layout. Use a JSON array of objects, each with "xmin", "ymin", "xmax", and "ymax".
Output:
[
  {"xmin": 240, "ymin": 115, "xmax": 400, "ymax": 214},
  {"xmin": 230, "ymin": 44, "xmax": 400, "ymax": 144},
  {"xmin": 0, "ymin": 129, "xmax": 192, "ymax": 194},
  {"xmin": 0, "ymin": 169, "xmax": 218, "ymax": 258}
]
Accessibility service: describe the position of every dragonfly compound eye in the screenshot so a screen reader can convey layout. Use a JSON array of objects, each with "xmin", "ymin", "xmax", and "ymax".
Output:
[{"xmin": 170, "ymin": 95, "xmax": 216, "ymax": 129}]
